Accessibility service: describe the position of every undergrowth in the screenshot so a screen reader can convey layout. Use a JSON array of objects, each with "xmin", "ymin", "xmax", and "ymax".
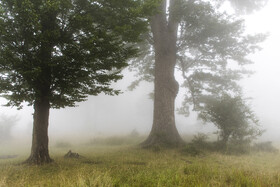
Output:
[{"xmin": 0, "ymin": 142, "xmax": 280, "ymax": 186}]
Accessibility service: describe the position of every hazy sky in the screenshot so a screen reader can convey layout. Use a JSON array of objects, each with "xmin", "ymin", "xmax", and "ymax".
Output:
[
  {"xmin": 1, "ymin": 0, "xmax": 280, "ymax": 142},
  {"xmin": 241, "ymin": 0, "xmax": 280, "ymax": 140}
]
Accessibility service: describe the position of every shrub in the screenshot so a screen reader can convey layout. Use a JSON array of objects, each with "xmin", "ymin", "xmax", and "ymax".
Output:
[
  {"xmin": 191, "ymin": 133, "xmax": 209, "ymax": 149},
  {"xmin": 129, "ymin": 129, "xmax": 140, "ymax": 137},
  {"xmin": 198, "ymin": 94, "xmax": 263, "ymax": 152},
  {"xmin": 252, "ymin": 141, "xmax": 278, "ymax": 153},
  {"xmin": 182, "ymin": 144, "xmax": 202, "ymax": 156},
  {"xmin": 226, "ymin": 140, "xmax": 251, "ymax": 154},
  {"xmin": 181, "ymin": 133, "xmax": 211, "ymax": 156}
]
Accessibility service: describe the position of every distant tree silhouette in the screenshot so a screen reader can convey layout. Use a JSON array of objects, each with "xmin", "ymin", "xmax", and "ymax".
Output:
[{"xmin": 0, "ymin": 114, "xmax": 18, "ymax": 142}]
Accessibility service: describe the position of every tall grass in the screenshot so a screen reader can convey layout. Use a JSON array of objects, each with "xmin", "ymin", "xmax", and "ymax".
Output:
[{"xmin": 0, "ymin": 136, "xmax": 280, "ymax": 186}]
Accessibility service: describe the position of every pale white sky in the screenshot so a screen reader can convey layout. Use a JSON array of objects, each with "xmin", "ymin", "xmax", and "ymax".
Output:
[{"xmin": 241, "ymin": 0, "xmax": 280, "ymax": 139}]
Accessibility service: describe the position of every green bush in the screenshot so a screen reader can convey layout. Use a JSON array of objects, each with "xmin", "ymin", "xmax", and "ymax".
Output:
[
  {"xmin": 181, "ymin": 144, "xmax": 202, "ymax": 156},
  {"xmin": 252, "ymin": 141, "xmax": 278, "ymax": 153},
  {"xmin": 191, "ymin": 133, "xmax": 209, "ymax": 148},
  {"xmin": 226, "ymin": 140, "xmax": 251, "ymax": 154}
]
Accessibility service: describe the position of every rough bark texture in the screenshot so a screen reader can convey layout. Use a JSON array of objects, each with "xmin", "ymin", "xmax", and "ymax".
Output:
[
  {"xmin": 141, "ymin": 0, "xmax": 185, "ymax": 148},
  {"xmin": 25, "ymin": 98, "xmax": 52, "ymax": 164}
]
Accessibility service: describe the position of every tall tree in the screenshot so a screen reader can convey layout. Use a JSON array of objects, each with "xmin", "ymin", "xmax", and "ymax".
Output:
[
  {"xmin": 0, "ymin": 0, "xmax": 148, "ymax": 164},
  {"xmin": 129, "ymin": 0, "xmax": 267, "ymax": 147}
]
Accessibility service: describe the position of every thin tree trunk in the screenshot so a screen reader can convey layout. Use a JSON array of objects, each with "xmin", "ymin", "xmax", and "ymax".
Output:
[
  {"xmin": 25, "ymin": 97, "xmax": 52, "ymax": 164},
  {"xmin": 141, "ymin": 0, "xmax": 184, "ymax": 148},
  {"xmin": 220, "ymin": 134, "xmax": 229, "ymax": 151}
]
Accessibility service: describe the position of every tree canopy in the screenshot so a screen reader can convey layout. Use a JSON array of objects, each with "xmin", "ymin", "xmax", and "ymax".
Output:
[
  {"xmin": 130, "ymin": 0, "xmax": 266, "ymax": 117},
  {"xmin": 0, "ymin": 0, "xmax": 151, "ymax": 164},
  {"xmin": 0, "ymin": 0, "xmax": 148, "ymax": 109}
]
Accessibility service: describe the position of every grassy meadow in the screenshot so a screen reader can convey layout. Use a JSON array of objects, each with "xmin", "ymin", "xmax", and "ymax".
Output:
[{"xmin": 1, "ymin": 135, "xmax": 280, "ymax": 187}]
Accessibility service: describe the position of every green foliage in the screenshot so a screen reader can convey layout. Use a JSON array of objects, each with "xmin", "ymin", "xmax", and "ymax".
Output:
[
  {"xmin": 198, "ymin": 94, "xmax": 263, "ymax": 151},
  {"xmin": 181, "ymin": 144, "xmax": 202, "ymax": 156},
  {"xmin": 176, "ymin": 1, "xmax": 266, "ymax": 113},
  {"xmin": 183, "ymin": 133, "xmax": 216, "ymax": 155},
  {"xmin": 226, "ymin": 139, "xmax": 252, "ymax": 154},
  {"xmin": 191, "ymin": 133, "xmax": 209, "ymax": 147},
  {"xmin": 128, "ymin": 0, "xmax": 266, "ymax": 117},
  {"xmin": 0, "ymin": 0, "xmax": 149, "ymax": 109},
  {"xmin": 252, "ymin": 141, "xmax": 278, "ymax": 153},
  {"xmin": 184, "ymin": 132, "xmax": 277, "ymax": 155}
]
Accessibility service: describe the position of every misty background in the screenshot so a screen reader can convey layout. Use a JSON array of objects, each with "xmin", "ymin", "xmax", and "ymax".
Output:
[{"xmin": 1, "ymin": 0, "xmax": 280, "ymax": 146}]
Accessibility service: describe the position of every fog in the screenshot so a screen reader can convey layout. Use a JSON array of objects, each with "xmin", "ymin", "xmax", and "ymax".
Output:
[{"xmin": 1, "ymin": 0, "xmax": 280, "ymax": 147}]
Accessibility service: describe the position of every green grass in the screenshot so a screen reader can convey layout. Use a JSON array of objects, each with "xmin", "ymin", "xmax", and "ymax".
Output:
[{"xmin": 1, "ymin": 139, "xmax": 280, "ymax": 186}]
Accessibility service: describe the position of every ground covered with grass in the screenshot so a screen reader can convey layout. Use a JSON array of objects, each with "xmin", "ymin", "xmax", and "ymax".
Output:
[{"xmin": 1, "ymin": 138, "xmax": 280, "ymax": 186}]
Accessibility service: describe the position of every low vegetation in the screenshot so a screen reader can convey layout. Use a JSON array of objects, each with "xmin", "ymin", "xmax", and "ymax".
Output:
[
  {"xmin": 183, "ymin": 132, "xmax": 279, "ymax": 155},
  {"xmin": 0, "ymin": 135, "xmax": 279, "ymax": 186}
]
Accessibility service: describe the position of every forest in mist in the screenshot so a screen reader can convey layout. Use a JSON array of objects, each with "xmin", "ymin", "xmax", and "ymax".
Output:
[
  {"xmin": 1, "ymin": 0, "xmax": 280, "ymax": 186},
  {"xmin": 0, "ymin": 0, "xmax": 280, "ymax": 145}
]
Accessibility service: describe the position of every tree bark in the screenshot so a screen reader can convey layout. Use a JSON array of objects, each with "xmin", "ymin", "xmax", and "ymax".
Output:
[
  {"xmin": 141, "ymin": 0, "xmax": 185, "ymax": 148},
  {"xmin": 24, "ymin": 9, "xmax": 55, "ymax": 164},
  {"xmin": 25, "ymin": 97, "xmax": 52, "ymax": 164},
  {"xmin": 219, "ymin": 133, "xmax": 230, "ymax": 151}
]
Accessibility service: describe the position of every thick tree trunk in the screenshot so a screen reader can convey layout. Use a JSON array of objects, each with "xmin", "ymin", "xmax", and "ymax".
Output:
[
  {"xmin": 25, "ymin": 97, "xmax": 52, "ymax": 164},
  {"xmin": 141, "ymin": 0, "xmax": 185, "ymax": 148},
  {"xmin": 24, "ymin": 9, "xmax": 54, "ymax": 164}
]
